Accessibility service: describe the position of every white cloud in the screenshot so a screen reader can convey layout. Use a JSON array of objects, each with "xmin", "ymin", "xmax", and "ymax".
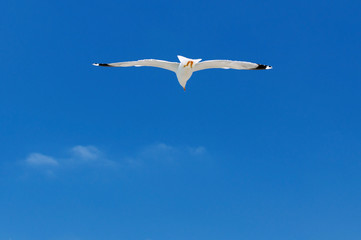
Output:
[
  {"xmin": 126, "ymin": 143, "xmax": 207, "ymax": 167},
  {"xmin": 188, "ymin": 146, "xmax": 207, "ymax": 155},
  {"xmin": 140, "ymin": 143, "xmax": 178, "ymax": 161},
  {"xmin": 23, "ymin": 145, "xmax": 115, "ymax": 172},
  {"xmin": 141, "ymin": 143, "xmax": 207, "ymax": 158},
  {"xmin": 25, "ymin": 153, "xmax": 59, "ymax": 167},
  {"xmin": 23, "ymin": 143, "xmax": 207, "ymax": 174},
  {"xmin": 69, "ymin": 145, "xmax": 115, "ymax": 167},
  {"xmin": 71, "ymin": 145, "xmax": 101, "ymax": 160}
]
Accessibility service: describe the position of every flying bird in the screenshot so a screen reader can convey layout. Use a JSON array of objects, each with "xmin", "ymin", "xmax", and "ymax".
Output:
[{"xmin": 93, "ymin": 55, "xmax": 272, "ymax": 90}]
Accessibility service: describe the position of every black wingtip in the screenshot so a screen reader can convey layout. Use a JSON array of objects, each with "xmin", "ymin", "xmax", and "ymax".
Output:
[
  {"xmin": 255, "ymin": 64, "xmax": 272, "ymax": 70},
  {"xmin": 93, "ymin": 63, "xmax": 113, "ymax": 67}
]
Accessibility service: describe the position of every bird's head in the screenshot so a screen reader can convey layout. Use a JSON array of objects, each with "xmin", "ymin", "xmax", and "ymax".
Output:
[{"xmin": 178, "ymin": 78, "xmax": 188, "ymax": 91}]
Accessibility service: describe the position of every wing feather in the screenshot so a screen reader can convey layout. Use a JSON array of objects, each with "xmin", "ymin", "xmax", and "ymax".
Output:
[
  {"xmin": 93, "ymin": 59, "xmax": 179, "ymax": 72},
  {"xmin": 193, "ymin": 60, "xmax": 272, "ymax": 72}
]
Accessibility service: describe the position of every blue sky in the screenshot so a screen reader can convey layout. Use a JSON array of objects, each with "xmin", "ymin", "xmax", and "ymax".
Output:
[{"xmin": 1, "ymin": 0, "xmax": 361, "ymax": 239}]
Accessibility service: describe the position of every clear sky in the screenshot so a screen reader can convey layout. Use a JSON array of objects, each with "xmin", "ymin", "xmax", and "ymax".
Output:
[{"xmin": 1, "ymin": 0, "xmax": 361, "ymax": 239}]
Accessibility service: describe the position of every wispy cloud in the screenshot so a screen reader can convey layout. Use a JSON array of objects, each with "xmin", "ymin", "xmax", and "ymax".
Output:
[
  {"xmin": 143, "ymin": 143, "xmax": 207, "ymax": 159},
  {"xmin": 140, "ymin": 143, "xmax": 178, "ymax": 161},
  {"xmin": 23, "ymin": 145, "xmax": 114, "ymax": 174},
  {"xmin": 71, "ymin": 145, "xmax": 101, "ymax": 161},
  {"xmin": 188, "ymin": 146, "xmax": 207, "ymax": 156},
  {"xmin": 25, "ymin": 153, "xmax": 59, "ymax": 167},
  {"xmin": 127, "ymin": 143, "xmax": 208, "ymax": 167},
  {"xmin": 69, "ymin": 145, "xmax": 115, "ymax": 167},
  {"xmin": 22, "ymin": 143, "xmax": 208, "ymax": 175}
]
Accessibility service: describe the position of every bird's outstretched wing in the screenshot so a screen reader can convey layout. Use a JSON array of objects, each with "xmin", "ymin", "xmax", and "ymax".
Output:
[
  {"xmin": 93, "ymin": 59, "xmax": 179, "ymax": 72},
  {"xmin": 193, "ymin": 60, "xmax": 272, "ymax": 72}
]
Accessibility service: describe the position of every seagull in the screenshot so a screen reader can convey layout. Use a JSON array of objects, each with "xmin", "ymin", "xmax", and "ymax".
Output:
[{"xmin": 93, "ymin": 55, "xmax": 272, "ymax": 90}]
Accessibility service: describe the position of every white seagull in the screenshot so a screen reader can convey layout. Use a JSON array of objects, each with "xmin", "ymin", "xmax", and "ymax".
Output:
[{"xmin": 93, "ymin": 55, "xmax": 272, "ymax": 90}]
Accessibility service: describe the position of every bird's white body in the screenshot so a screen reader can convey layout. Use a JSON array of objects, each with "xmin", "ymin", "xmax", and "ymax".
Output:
[
  {"xmin": 93, "ymin": 55, "xmax": 272, "ymax": 90},
  {"xmin": 176, "ymin": 64, "xmax": 192, "ymax": 89},
  {"xmin": 176, "ymin": 56, "xmax": 202, "ymax": 89}
]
